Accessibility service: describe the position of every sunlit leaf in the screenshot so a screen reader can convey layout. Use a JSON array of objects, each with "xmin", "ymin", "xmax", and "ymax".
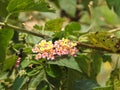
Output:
[
  {"xmin": 65, "ymin": 22, "xmax": 81, "ymax": 35},
  {"xmin": 21, "ymin": 60, "xmax": 32, "ymax": 69},
  {"xmin": 88, "ymin": 31, "xmax": 120, "ymax": 52},
  {"xmin": 7, "ymin": 0, "xmax": 54, "ymax": 13},
  {"xmin": 26, "ymin": 34, "xmax": 42, "ymax": 44},
  {"xmin": 45, "ymin": 18, "xmax": 65, "ymax": 32},
  {"xmin": 47, "ymin": 56, "xmax": 82, "ymax": 72}
]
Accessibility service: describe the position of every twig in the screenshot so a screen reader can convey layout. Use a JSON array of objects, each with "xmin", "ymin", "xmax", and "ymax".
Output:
[
  {"xmin": 109, "ymin": 27, "xmax": 120, "ymax": 33},
  {"xmin": 1, "ymin": 22, "xmax": 120, "ymax": 53},
  {"xmin": 4, "ymin": 13, "xmax": 12, "ymax": 24},
  {"xmin": 0, "ymin": 22, "xmax": 51, "ymax": 39}
]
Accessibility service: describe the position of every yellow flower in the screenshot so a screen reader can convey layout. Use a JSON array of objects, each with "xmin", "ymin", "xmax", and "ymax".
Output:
[
  {"xmin": 70, "ymin": 42, "xmax": 77, "ymax": 47},
  {"xmin": 39, "ymin": 40, "xmax": 46, "ymax": 47}
]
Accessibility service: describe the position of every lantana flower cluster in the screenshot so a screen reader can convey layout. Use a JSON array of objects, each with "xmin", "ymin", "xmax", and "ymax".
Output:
[{"xmin": 32, "ymin": 38, "xmax": 78, "ymax": 60}]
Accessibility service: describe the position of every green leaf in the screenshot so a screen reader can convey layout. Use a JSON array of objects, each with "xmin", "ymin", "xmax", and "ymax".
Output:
[
  {"xmin": 75, "ymin": 54, "xmax": 91, "ymax": 76},
  {"xmin": 13, "ymin": 76, "xmax": 29, "ymax": 90},
  {"xmin": 73, "ymin": 79, "xmax": 99, "ymax": 90},
  {"xmin": 58, "ymin": 0, "xmax": 77, "ymax": 17},
  {"xmin": 88, "ymin": 31, "xmax": 120, "ymax": 52},
  {"xmin": 46, "ymin": 65, "xmax": 62, "ymax": 78},
  {"xmin": 65, "ymin": 22, "xmax": 81, "ymax": 37},
  {"xmin": 99, "ymin": 6, "xmax": 120, "ymax": 25},
  {"xmin": 93, "ymin": 86, "xmax": 112, "ymax": 90},
  {"xmin": 2, "ymin": 55, "xmax": 17, "ymax": 71},
  {"xmin": 21, "ymin": 60, "xmax": 32, "ymax": 69},
  {"xmin": 103, "ymin": 54, "xmax": 112, "ymax": 62},
  {"xmin": 45, "ymin": 18, "xmax": 65, "ymax": 32},
  {"xmin": 47, "ymin": 56, "xmax": 82, "ymax": 72},
  {"xmin": 33, "ymin": 24, "xmax": 43, "ymax": 30},
  {"xmin": 0, "ymin": 28, "xmax": 14, "ymax": 63},
  {"xmin": 67, "ymin": 69, "xmax": 83, "ymax": 90},
  {"xmin": 28, "ymin": 69, "xmax": 45, "ymax": 90},
  {"xmin": 0, "ymin": 0, "xmax": 9, "ymax": 17},
  {"xmin": 106, "ymin": 0, "xmax": 120, "ymax": 16},
  {"xmin": 90, "ymin": 52, "xmax": 102, "ymax": 79},
  {"xmin": 7, "ymin": 0, "xmax": 54, "ymax": 13},
  {"xmin": 0, "ymin": 83, "xmax": 5, "ymax": 90},
  {"xmin": 65, "ymin": 22, "xmax": 81, "ymax": 32},
  {"xmin": 0, "ymin": 72, "xmax": 9, "ymax": 80},
  {"xmin": 26, "ymin": 34, "xmax": 42, "ymax": 44},
  {"xmin": 36, "ymin": 82, "xmax": 48, "ymax": 90}
]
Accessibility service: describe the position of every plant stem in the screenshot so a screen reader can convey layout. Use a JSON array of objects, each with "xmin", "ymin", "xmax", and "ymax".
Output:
[
  {"xmin": 4, "ymin": 13, "xmax": 12, "ymax": 23},
  {"xmin": 0, "ymin": 22, "xmax": 51, "ymax": 39},
  {"xmin": 109, "ymin": 27, "xmax": 120, "ymax": 33},
  {"xmin": 1, "ymin": 22, "xmax": 120, "ymax": 53}
]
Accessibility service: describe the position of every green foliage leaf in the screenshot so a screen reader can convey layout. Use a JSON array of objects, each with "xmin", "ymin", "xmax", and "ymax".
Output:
[
  {"xmin": 26, "ymin": 34, "xmax": 42, "ymax": 44},
  {"xmin": 47, "ymin": 56, "xmax": 82, "ymax": 72},
  {"xmin": 98, "ymin": 6, "xmax": 120, "ymax": 25},
  {"xmin": 28, "ymin": 69, "xmax": 45, "ymax": 90},
  {"xmin": 73, "ymin": 79, "xmax": 99, "ymax": 90},
  {"xmin": 36, "ymin": 81, "xmax": 48, "ymax": 90},
  {"xmin": 0, "ymin": 0, "xmax": 9, "ymax": 17},
  {"xmin": 65, "ymin": 22, "xmax": 81, "ymax": 34},
  {"xmin": 13, "ymin": 76, "xmax": 29, "ymax": 90},
  {"xmin": 46, "ymin": 65, "xmax": 62, "ymax": 78},
  {"xmin": 33, "ymin": 24, "xmax": 43, "ymax": 30},
  {"xmin": 93, "ymin": 86, "xmax": 112, "ymax": 90},
  {"xmin": 0, "ymin": 72, "xmax": 9, "ymax": 80},
  {"xmin": 88, "ymin": 31, "xmax": 120, "ymax": 52},
  {"xmin": 58, "ymin": 0, "xmax": 77, "ymax": 17},
  {"xmin": 75, "ymin": 54, "xmax": 91, "ymax": 76},
  {"xmin": 7, "ymin": 0, "xmax": 54, "ymax": 13},
  {"xmin": 106, "ymin": 0, "xmax": 120, "ymax": 16},
  {"xmin": 90, "ymin": 52, "xmax": 102, "ymax": 79},
  {"xmin": 0, "ymin": 83, "xmax": 5, "ymax": 90},
  {"xmin": 0, "ymin": 28, "xmax": 14, "ymax": 63},
  {"xmin": 67, "ymin": 69, "xmax": 83, "ymax": 90},
  {"xmin": 21, "ymin": 60, "xmax": 32, "ymax": 69},
  {"xmin": 65, "ymin": 22, "xmax": 81, "ymax": 31},
  {"xmin": 64, "ymin": 22, "xmax": 81, "ymax": 39},
  {"xmin": 45, "ymin": 18, "xmax": 65, "ymax": 32},
  {"xmin": 103, "ymin": 54, "xmax": 112, "ymax": 62},
  {"xmin": 2, "ymin": 55, "xmax": 17, "ymax": 71}
]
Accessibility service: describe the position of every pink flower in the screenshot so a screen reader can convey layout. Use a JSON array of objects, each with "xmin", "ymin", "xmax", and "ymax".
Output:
[
  {"xmin": 62, "ymin": 48, "xmax": 69, "ymax": 55},
  {"xmin": 42, "ymin": 52, "xmax": 48, "ymax": 58},
  {"xmin": 35, "ymin": 53, "xmax": 42, "ymax": 60},
  {"xmin": 47, "ymin": 54, "xmax": 55, "ymax": 60},
  {"xmin": 32, "ymin": 38, "xmax": 78, "ymax": 60},
  {"xmin": 50, "ymin": 49, "xmax": 56, "ymax": 55},
  {"xmin": 32, "ymin": 46, "xmax": 40, "ymax": 53},
  {"xmin": 69, "ymin": 47, "xmax": 78, "ymax": 56}
]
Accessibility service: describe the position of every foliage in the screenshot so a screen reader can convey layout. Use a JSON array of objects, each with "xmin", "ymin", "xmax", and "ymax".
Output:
[{"xmin": 0, "ymin": 0, "xmax": 120, "ymax": 90}]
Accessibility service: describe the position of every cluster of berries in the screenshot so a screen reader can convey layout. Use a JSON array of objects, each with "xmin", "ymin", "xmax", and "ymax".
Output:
[{"xmin": 32, "ymin": 38, "xmax": 78, "ymax": 60}]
